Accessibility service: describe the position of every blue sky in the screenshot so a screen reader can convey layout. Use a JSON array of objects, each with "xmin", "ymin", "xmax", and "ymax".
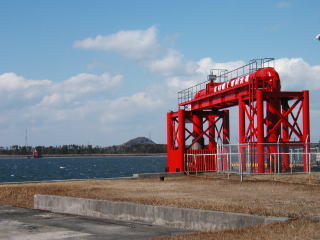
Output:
[{"xmin": 0, "ymin": 0, "xmax": 319, "ymax": 146}]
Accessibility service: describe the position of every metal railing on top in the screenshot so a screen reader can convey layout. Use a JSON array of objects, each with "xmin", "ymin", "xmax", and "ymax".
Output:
[{"xmin": 178, "ymin": 58, "xmax": 275, "ymax": 105}]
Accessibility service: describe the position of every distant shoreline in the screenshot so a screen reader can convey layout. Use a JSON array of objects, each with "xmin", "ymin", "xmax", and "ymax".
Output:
[{"xmin": 0, "ymin": 153, "xmax": 167, "ymax": 158}]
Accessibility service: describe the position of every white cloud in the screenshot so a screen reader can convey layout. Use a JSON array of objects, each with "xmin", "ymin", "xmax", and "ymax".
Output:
[
  {"xmin": 100, "ymin": 92, "xmax": 164, "ymax": 124},
  {"xmin": 275, "ymin": 58, "xmax": 320, "ymax": 90},
  {"xmin": 73, "ymin": 26, "xmax": 159, "ymax": 59},
  {"xmin": 39, "ymin": 73, "xmax": 122, "ymax": 107},
  {"xmin": 163, "ymin": 56, "xmax": 320, "ymax": 95},
  {"xmin": 166, "ymin": 76, "xmax": 197, "ymax": 91},
  {"xmin": 73, "ymin": 27, "xmax": 320, "ymax": 99},
  {"xmin": 310, "ymin": 109, "xmax": 320, "ymax": 142},
  {"xmin": 61, "ymin": 73, "xmax": 122, "ymax": 97},
  {"xmin": 0, "ymin": 72, "xmax": 52, "ymax": 91},
  {"xmin": 195, "ymin": 58, "xmax": 244, "ymax": 75},
  {"xmin": 146, "ymin": 49, "xmax": 184, "ymax": 76},
  {"xmin": 0, "ymin": 73, "xmax": 53, "ymax": 110},
  {"xmin": 0, "ymin": 71, "xmax": 166, "ymax": 145},
  {"xmin": 0, "ymin": 72, "xmax": 122, "ymax": 111},
  {"xmin": 164, "ymin": 57, "xmax": 245, "ymax": 92}
]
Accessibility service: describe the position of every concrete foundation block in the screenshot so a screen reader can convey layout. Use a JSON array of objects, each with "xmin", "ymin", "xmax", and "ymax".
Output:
[{"xmin": 34, "ymin": 195, "xmax": 287, "ymax": 232}]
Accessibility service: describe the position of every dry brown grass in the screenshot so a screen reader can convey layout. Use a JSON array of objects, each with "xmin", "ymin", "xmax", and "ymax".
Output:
[
  {"xmin": 1, "ymin": 174, "xmax": 319, "ymax": 240},
  {"xmin": 0, "ymin": 174, "xmax": 319, "ymax": 218},
  {"xmin": 201, "ymin": 172, "xmax": 320, "ymax": 185},
  {"xmin": 148, "ymin": 218, "xmax": 320, "ymax": 240}
]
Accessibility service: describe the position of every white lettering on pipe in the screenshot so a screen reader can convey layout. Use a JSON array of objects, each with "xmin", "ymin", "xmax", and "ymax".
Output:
[{"xmin": 213, "ymin": 74, "xmax": 250, "ymax": 93}]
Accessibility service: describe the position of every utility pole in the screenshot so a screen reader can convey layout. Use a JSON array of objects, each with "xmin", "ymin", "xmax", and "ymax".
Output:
[{"xmin": 25, "ymin": 129, "xmax": 28, "ymax": 147}]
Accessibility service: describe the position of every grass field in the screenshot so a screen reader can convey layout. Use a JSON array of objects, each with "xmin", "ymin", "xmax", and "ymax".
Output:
[{"xmin": 0, "ymin": 173, "xmax": 319, "ymax": 239}]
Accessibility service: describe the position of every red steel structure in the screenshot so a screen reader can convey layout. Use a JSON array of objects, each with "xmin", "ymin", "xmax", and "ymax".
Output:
[{"xmin": 167, "ymin": 58, "xmax": 310, "ymax": 173}]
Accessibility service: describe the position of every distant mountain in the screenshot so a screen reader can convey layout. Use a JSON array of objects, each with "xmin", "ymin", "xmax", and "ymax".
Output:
[{"xmin": 123, "ymin": 137, "xmax": 156, "ymax": 146}]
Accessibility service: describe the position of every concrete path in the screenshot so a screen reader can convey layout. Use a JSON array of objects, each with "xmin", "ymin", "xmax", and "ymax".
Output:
[{"xmin": 0, "ymin": 206, "xmax": 188, "ymax": 240}]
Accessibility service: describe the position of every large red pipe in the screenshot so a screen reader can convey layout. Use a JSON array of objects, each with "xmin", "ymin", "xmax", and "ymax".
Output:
[{"xmin": 193, "ymin": 67, "xmax": 281, "ymax": 102}]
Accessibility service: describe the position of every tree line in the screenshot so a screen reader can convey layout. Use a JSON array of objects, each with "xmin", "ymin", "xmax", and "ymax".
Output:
[{"xmin": 0, "ymin": 144, "xmax": 167, "ymax": 156}]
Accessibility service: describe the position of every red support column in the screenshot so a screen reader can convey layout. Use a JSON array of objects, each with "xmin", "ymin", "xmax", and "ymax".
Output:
[
  {"xmin": 208, "ymin": 114, "xmax": 216, "ymax": 171},
  {"xmin": 239, "ymin": 98, "xmax": 245, "ymax": 144},
  {"xmin": 167, "ymin": 112, "xmax": 174, "ymax": 151},
  {"xmin": 223, "ymin": 110, "xmax": 230, "ymax": 144},
  {"xmin": 192, "ymin": 113, "xmax": 203, "ymax": 149},
  {"xmin": 166, "ymin": 112, "xmax": 174, "ymax": 172},
  {"xmin": 238, "ymin": 97, "xmax": 246, "ymax": 172},
  {"xmin": 256, "ymin": 90, "xmax": 265, "ymax": 173},
  {"xmin": 178, "ymin": 109, "xmax": 186, "ymax": 172},
  {"xmin": 303, "ymin": 90, "xmax": 310, "ymax": 172},
  {"xmin": 281, "ymin": 101, "xmax": 290, "ymax": 171},
  {"xmin": 266, "ymin": 96, "xmax": 281, "ymax": 172},
  {"xmin": 208, "ymin": 115, "xmax": 216, "ymax": 150},
  {"xmin": 223, "ymin": 110, "xmax": 230, "ymax": 171}
]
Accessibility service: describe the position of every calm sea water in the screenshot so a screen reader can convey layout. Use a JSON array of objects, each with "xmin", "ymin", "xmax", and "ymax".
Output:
[{"xmin": 0, "ymin": 156, "xmax": 167, "ymax": 183}]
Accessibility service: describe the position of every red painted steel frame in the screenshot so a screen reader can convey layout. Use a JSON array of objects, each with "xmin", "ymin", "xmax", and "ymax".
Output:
[{"xmin": 167, "ymin": 64, "xmax": 310, "ymax": 173}]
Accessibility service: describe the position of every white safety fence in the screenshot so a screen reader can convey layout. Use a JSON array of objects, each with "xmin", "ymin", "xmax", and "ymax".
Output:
[{"xmin": 184, "ymin": 144, "xmax": 320, "ymax": 175}]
